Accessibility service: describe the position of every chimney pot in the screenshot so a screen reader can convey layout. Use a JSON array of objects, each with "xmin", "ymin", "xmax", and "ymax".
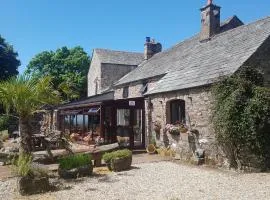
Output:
[{"xmin": 146, "ymin": 37, "xmax": 151, "ymax": 43}]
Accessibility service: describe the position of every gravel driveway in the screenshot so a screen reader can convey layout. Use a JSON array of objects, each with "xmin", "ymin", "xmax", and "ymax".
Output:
[{"xmin": 1, "ymin": 161, "xmax": 270, "ymax": 200}]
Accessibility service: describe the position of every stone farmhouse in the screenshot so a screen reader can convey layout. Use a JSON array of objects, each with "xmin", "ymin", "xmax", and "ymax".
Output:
[{"xmin": 50, "ymin": 0, "xmax": 270, "ymax": 165}]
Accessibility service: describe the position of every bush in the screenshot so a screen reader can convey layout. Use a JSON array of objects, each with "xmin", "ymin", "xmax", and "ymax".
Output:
[
  {"xmin": 12, "ymin": 153, "xmax": 48, "ymax": 178},
  {"xmin": 0, "ymin": 130, "xmax": 9, "ymax": 141},
  {"xmin": 12, "ymin": 153, "xmax": 32, "ymax": 177},
  {"xmin": 212, "ymin": 66, "xmax": 270, "ymax": 170},
  {"xmin": 102, "ymin": 149, "xmax": 132, "ymax": 164},
  {"xmin": 0, "ymin": 116, "xmax": 9, "ymax": 131},
  {"xmin": 58, "ymin": 154, "xmax": 92, "ymax": 170}
]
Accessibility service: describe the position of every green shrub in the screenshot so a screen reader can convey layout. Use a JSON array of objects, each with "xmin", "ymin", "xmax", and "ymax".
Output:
[
  {"xmin": 0, "ymin": 116, "xmax": 9, "ymax": 131},
  {"xmin": 212, "ymin": 66, "xmax": 270, "ymax": 170},
  {"xmin": 12, "ymin": 153, "xmax": 48, "ymax": 178},
  {"xmin": 58, "ymin": 154, "xmax": 92, "ymax": 170},
  {"xmin": 102, "ymin": 149, "xmax": 132, "ymax": 164},
  {"xmin": 0, "ymin": 130, "xmax": 9, "ymax": 141}
]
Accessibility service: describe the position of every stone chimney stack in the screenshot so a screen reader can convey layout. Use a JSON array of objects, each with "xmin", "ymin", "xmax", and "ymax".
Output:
[
  {"xmin": 144, "ymin": 37, "xmax": 162, "ymax": 60},
  {"xmin": 200, "ymin": 0, "xmax": 221, "ymax": 41}
]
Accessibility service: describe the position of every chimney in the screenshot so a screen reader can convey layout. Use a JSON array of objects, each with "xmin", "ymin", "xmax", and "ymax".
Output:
[
  {"xmin": 200, "ymin": 0, "xmax": 221, "ymax": 41},
  {"xmin": 144, "ymin": 37, "xmax": 162, "ymax": 60}
]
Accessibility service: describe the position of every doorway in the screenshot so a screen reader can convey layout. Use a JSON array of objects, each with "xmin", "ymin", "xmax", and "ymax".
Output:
[{"xmin": 116, "ymin": 108, "xmax": 145, "ymax": 149}]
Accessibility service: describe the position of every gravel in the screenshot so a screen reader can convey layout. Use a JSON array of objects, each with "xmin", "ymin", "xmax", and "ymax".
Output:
[{"xmin": 1, "ymin": 161, "xmax": 270, "ymax": 200}]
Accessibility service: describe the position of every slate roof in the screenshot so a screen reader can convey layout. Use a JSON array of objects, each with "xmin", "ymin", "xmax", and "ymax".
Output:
[
  {"xmin": 94, "ymin": 48, "xmax": 144, "ymax": 66},
  {"xmin": 57, "ymin": 91, "xmax": 114, "ymax": 110},
  {"xmin": 115, "ymin": 16, "xmax": 270, "ymax": 95}
]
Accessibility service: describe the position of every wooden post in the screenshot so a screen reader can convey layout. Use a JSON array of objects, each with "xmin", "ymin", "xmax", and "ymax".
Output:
[
  {"xmin": 83, "ymin": 114, "xmax": 85, "ymax": 133},
  {"xmin": 100, "ymin": 105, "xmax": 105, "ymax": 138},
  {"xmin": 130, "ymin": 109, "xmax": 134, "ymax": 149},
  {"xmin": 111, "ymin": 106, "xmax": 117, "ymax": 143}
]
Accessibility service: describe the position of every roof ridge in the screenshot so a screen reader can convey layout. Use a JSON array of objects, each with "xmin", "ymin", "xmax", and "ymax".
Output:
[
  {"xmin": 94, "ymin": 48, "xmax": 143, "ymax": 55},
  {"xmin": 137, "ymin": 16, "xmax": 270, "ymax": 63}
]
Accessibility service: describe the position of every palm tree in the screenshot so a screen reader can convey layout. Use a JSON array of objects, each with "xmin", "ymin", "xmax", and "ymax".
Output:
[{"xmin": 0, "ymin": 75, "xmax": 60, "ymax": 153}]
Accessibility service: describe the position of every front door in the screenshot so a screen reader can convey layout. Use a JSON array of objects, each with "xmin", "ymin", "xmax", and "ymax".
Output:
[
  {"xmin": 116, "ymin": 108, "xmax": 145, "ymax": 149},
  {"xmin": 132, "ymin": 109, "xmax": 144, "ymax": 148}
]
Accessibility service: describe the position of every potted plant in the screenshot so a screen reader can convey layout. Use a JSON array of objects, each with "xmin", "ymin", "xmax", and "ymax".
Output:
[
  {"xmin": 179, "ymin": 124, "xmax": 188, "ymax": 133},
  {"xmin": 58, "ymin": 153, "xmax": 93, "ymax": 179},
  {"xmin": 103, "ymin": 149, "xmax": 132, "ymax": 172},
  {"xmin": 12, "ymin": 153, "xmax": 50, "ymax": 195},
  {"xmin": 165, "ymin": 124, "xmax": 180, "ymax": 135},
  {"xmin": 146, "ymin": 136, "xmax": 156, "ymax": 154}
]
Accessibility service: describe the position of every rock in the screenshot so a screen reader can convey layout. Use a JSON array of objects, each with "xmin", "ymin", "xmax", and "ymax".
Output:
[
  {"xmin": 0, "ymin": 140, "xmax": 3, "ymax": 149},
  {"xmin": 4, "ymin": 146, "xmax": 19, "ymax": 153}
]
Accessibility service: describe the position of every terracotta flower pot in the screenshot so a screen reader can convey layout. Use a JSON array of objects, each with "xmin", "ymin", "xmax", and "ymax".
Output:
[{"xmin": 146, "ymin": 144, "xmax": 156, "ymax": 154}]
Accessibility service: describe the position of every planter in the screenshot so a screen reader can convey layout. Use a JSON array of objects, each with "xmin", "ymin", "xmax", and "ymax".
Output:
[
  {"xmin": 169, "ymin": 130, "xmax": 180, "ymax": 136},
  {"xmin": 146, "ymin": 144, "xmax": 156, "ymax": 154},
  {"xmin": 58, "ymin": 164, "xmax": 93, "ymax": 179},
  {"xmin": 179, "ymin": 127, "xmax": 188, "ymax": 133},
  {"xmin": 111, "ymin": 156, "xmax": 132, "ymax": 172},
  {"xmin": 18, "ymin": 175, "xmax": 50, "ymax": 195}
]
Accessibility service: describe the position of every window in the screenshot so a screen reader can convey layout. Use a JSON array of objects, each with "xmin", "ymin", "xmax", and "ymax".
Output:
[
  {"xmin": 117, "ymin": 109, "xmax": 130, "ymax": 126},
  {"xmin": 140, "ymin": 82, "xmax": 148, "ymax": 94},
  {"xmin": 123, "ymin": 86, "xmax": 129, "ymax": 98},
  {"xmin": 168, "ymin": 100, "xmax": 185, "ymax": 124}
]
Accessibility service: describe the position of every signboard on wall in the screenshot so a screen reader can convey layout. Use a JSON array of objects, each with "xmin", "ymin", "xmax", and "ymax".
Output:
[{"xmin": 129, "ymin": 101, "xmax": 136, "ymax": 106}]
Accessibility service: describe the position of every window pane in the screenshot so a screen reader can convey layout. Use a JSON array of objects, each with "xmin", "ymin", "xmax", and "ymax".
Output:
[{"xmin": 117, "ymin": 109, "xmax": 130, "ymax": 126}]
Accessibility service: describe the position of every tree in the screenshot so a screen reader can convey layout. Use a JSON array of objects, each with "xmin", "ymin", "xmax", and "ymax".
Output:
[
  {"xmin": 26, "ymin": 46, "xmax": 90, "ymax": 101},
  {"xmin": 0, "ymin": 75, "xmax": 60, "ymax": 153},
  {"xmin": 0, "ymin": 35, "xmax": 20, "ymax": 80}
]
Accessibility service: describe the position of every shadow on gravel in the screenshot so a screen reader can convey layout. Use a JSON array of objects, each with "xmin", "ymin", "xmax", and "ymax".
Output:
[
  {"xmin": 97, "ymin": 175, "xmax": 119, "ymax": 183},
  {"xmin": 49, "ymin": 179, "xmax": 73, "ymax": 193}
]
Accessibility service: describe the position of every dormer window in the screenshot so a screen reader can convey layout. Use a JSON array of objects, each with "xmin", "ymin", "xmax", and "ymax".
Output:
[
  {"xmin": 123, "ymin": 86, "xmax": 129, "ymax": 98},
  {"xmin": 140, "ymin": 82, "xmax": 148, "ymax": 94}
]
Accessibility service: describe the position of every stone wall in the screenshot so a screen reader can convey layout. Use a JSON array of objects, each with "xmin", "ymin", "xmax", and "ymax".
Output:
[
  {"xmin": 101, "ymin": 63, "xmax": 136, "ymax": 93},
  {"xmin": 114, "ymin": 78, "xmax": 159, "ymax": 100},
  {"xmin": 148, "ymin": 86, "xmax": 224, "ymax": 165},
  {"xmin": 88, "ymin": 52, "xmax": 101, "ymax": 97}
]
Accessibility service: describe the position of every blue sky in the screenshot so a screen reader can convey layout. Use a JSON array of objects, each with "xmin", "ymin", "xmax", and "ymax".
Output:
[{"xmin": 1, "ymin": 0, "xmax": 269, "ymax": 74}]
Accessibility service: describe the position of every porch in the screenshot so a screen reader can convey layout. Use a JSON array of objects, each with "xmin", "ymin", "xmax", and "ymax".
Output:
[{"xmin": 54, "ymin": 92, "xmax": 146, "ymax": 150}]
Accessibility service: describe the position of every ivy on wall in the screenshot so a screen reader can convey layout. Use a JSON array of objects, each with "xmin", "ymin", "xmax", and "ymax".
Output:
[{"xmin": 212, "ymin": 66, "xmax": 270, "ymax": 170}]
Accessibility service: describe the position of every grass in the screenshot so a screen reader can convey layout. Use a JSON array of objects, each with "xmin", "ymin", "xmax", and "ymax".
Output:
[
  {"xmin": 0, "ymin": 130, "xmax": 9, "ymax": 141},
  {"xmin": 102, "ymin": 149, "xmax": 132, "ymax": 164},
  {"xmin": 58, "ymin": 154, "xmax": 92, "ymax": 170},
  {"xmin": 12, "ymin": 153, "xmax": 48, "ymax": 178}
]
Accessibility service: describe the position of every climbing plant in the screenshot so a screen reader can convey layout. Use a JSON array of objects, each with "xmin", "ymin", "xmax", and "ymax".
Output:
[{"xmin": 212, "ymin": 66, "xmax": 270, "ymax": 170}]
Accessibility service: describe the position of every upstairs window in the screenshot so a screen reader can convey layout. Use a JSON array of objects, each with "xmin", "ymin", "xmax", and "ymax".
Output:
[
  {"xmin": 140, "ymin": 82, "xmax": 148, "ymax": 95},
  {"xmin": 122, "ymin": 86, "xmax": 129, "ymax": 98}
]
